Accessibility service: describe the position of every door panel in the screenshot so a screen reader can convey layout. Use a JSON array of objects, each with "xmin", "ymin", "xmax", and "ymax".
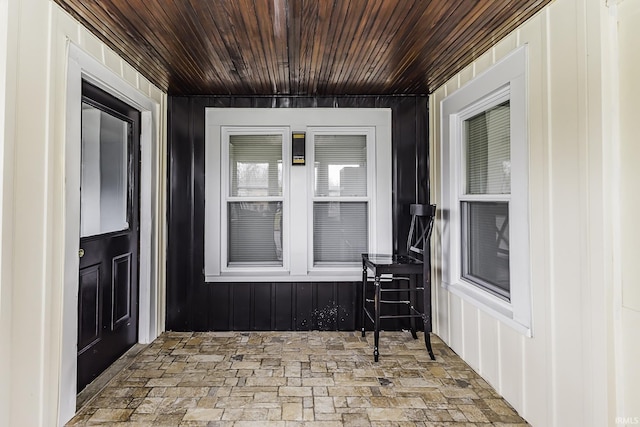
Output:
[
  {"xmin": 77, "ymin": 81, "xmax": 140, "ymax": 392},
  {"xmin": 111, "ymin": 253, "xmax": 132, "ymax": 330},
  {"xmin": 78, "ymin": 264, "xmax": 101, "ymax": 352}
]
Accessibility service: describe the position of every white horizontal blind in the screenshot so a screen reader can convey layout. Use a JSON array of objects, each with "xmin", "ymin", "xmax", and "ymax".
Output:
[
  {"xmin": 313, "ymin": 133, "xmax": 368, "ymax": 265},
  {"xmin": 228, "ymin": 202, "xmax": 282, "ymax": 264},
  {"xmin": 314, "ymin": 135, "xmax": 367, "ymax": 197},
  {"xmin": 227, "ymin": 134, "xmax": 283, "ymax": 266},
  {"xmin": 229, "ymin": 134, "xmax": 282, "ymax": 197},
  {"xmin": 313, "ymin": 202, "xmax": 368, "ymax": 263},
  {"xmin": 465, "ymin": 101, "xmax": 510, "ymax": 195}
]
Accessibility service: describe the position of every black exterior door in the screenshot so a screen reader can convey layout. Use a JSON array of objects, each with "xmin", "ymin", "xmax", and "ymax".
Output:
[{"xmin": 77, "ymin": 81, "xmax": 140, "ymax": 392}]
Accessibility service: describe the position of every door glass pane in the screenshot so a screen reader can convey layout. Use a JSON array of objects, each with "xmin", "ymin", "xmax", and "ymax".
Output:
[
  {"xmin": 314, "ymin": 135, "xmax": 367, "ymax": 197},
  {"xmin": 464, "ymin": 101, "xmax": 510, "ymax": 195},
  {"xmin": 80, "ymin": 103, "xmax": 129, "ymax": 237},
  {"xmin": 313, "ymin": 202, "xmax": 368, "ymax": 265},
  {"xmin": 228, "ymin": 202, "xmax": 283, "ymax": 266},
  {"xmin": 462, "ymin": 201, "xmax": 510, "ymax": 299},
  {"xmin": 229, "ymin": 134, "xmax": 282, "ymax": 197}
]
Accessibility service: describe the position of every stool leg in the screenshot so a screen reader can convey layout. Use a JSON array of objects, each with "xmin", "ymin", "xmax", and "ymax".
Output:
[
  {"xmin": 409, "ymin": 275, "xmax": 418, "ymax": 339},
  {"xmin": 361, "ymin": 263, "xmax": 367, "ymax": 337},
  {"xmin": 422, "ymin": 273, "xmax": 435, "ymax": 361},
  {"xmin": 424, "ymin": 329, "xmax": 435, "ymax": 360},
  {"xmin": 374, "ymin": 275, "xmax": 381, "ymax": 362}
]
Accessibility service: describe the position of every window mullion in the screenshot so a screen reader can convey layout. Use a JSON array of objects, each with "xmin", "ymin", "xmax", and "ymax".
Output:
[
  {"xmin": 459, "ymin": 194, "xmax": 510, "ymax": 202},
  {"xmin": 312, "ymin": 196, "xmax": 369, "ymax": 203},
  {"xmin": 227, "ymin": 196, "xmax": 283, "ymax": 202}
]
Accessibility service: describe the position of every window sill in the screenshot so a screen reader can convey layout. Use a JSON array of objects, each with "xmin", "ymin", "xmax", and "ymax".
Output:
[
  {"xmin": 205, "ymin": 271, "xmax": 362, "ymax": 283},
  {"xmin": 442, "ymin": 280, "xmax": 532, "ymax": 337}
]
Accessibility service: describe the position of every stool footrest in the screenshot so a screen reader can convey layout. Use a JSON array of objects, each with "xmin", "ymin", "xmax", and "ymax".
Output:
[{"xmin": 379, "ymin": 287, "xmax": 424, "ymax": 293}]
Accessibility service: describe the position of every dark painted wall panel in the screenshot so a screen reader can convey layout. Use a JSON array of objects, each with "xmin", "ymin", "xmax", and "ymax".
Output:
[
  {"xmin": 189, "ymin": 97, "xmax": 209, "ymax": 331},
  {"xmin": 166, "ymin": 96, "xmax": 191, "ymax": 330},
  {"xmin": 228, "ymin": 284, "xmax": 248, "ymax": 330},
  {"xmin": 337, "ymin": 281, "xmax": 358, "ymax": 331},
  {"xmin": 294, "ymin": 282, "xmax": 314, "ymax": 330},
  {"xmin": 167, "ymin": 95, "xmax": 429, "ymax": 331},
  {"xmin": 253, "ymin": 284, "xmax": 272, "ymax": 330},
  {"xmin": 314, "ymin": 283, "xmax": 337, "ymax": 330},
  {"xmin": 210, "ymin": 284, "xmax": 230, "ymax": 330},
  {"xmin": 274, "ymin": 283, "xmax": 293, "ymax": 331}
]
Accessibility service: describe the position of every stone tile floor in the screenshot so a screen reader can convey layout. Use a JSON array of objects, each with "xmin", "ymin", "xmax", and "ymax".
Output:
[{"xmin": 67, "ymin": 331, "xmax": 528, "ymax": 426}]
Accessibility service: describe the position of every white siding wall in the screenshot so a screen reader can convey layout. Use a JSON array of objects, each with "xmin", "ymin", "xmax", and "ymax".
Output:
[
  {"xmin": 616, "ymin": 0, "xmax": 640, "ymax": 420},
  {"xmin": 430, "ymin": 0, "xmax": 622, "ymax": 425},
  {"xmin": 0, "ymin": 0, "xmax": 14, "ymax": 424},
  {"xmin": 0, "ymin": 0, "xmax": 167, "ymax": 426}
]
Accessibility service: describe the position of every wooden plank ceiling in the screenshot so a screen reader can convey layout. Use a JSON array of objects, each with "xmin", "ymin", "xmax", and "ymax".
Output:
[{"xmin": 55, "ymin": 0, "xmax": 551, "ymax": 96}]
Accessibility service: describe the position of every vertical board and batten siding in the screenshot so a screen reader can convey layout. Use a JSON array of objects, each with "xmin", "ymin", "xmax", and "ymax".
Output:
[
  {"xmin": 0, "ymin": 0, "xmax": 11, "ymax": 424},
  {"xmin": 167, "ymin": 95, "xmax": 429, "ymax": 332},
  {"xmin": 2, "ymin": 2, "xmax": 167, "ymax": 426},
  {"xmin": 617, "ymin": 0, "xmax": 640, "ymax": 417},
  {"xmin": 430, "ymin": 0, "xmax": 612, "ymax": 425}
]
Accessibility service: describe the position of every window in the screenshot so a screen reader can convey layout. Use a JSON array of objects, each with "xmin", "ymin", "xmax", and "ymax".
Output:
[
  {"xmin": 441, "ymin": 46, "xmax": 531, "ymax": 334},
  {"xmin": 80, "ymin": 103, "xmax": 131, "ymax": 236},
  {"xmin": 461, "ymin": 100, "xmax": 511, "ymax": 299},
  {"xmin": 310, "ymin": 131, "xmax": 372, "ymax": 267},
  {"xmin": 223, "ymin": 131, "xmax": 286, "ymax": 269},
  {"xmin": 205, "ymin": 109, "xmax": 392, "ymax": 282}
]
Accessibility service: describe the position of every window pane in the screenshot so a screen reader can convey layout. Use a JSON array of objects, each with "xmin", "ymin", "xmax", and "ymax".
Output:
[
  {"xmin": 80, "ymin": 103, "xmax": 129, "ymax": 237},
  {"xmin": 313, "ymin": 202, "xmax": 367, "ymax": 264},
  {"xmin": 465, "ymin": 101, "xmax": 510, "ymax": 195},
  {"xmin": 314, "ymin": 135, "xmax": 367, "ymax": 197},
  {"xmin": 229, "ymin": 134, "xmax": 282, "ymax": 196},
  {"xmin": 462, "ymin": 201, "xmax": 510, "ymax": 298},
  {"xmin": 228, "ymin": 202, "xmax": 282, "ymax": 265}
]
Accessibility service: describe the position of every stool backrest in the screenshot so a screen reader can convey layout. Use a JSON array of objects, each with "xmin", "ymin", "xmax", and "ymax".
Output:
[{"xmin": 406, "ymin": 204, "xmax": 436, "ymax": 258}]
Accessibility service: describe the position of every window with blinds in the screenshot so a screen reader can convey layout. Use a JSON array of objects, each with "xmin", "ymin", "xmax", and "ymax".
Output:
[
  {"xmin": 206, "ymin": 109, "xmax": 392, "ymax": 281},
  {"xmin": 440, "ymin": 46, "xmax": 530, "ymax": 333},
  {"xmin": 461, "ymin": 101, "xmax": 511, "ymax": 299},
  {"xmin": 313, "ymin": 134, "xmax": 368, "ymax": 265},
  {"xmin": 226, "ymin": 134, "xmax": 283, "ymax": 266}
]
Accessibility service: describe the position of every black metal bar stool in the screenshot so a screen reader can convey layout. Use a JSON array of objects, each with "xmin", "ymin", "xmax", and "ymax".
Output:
[{"xmin": 361, "ymin": 204, "xmax": 436, "ymax": 362}]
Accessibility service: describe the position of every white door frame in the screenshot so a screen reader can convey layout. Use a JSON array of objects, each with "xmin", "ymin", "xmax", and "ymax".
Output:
[{"xmin": 59, "ymin": 42, "xmax": 160, "ymax": 426}]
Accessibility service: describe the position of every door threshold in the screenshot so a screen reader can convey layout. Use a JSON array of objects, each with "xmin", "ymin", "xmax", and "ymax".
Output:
[{"xmin": 76, "ymin": 343, "xmax": 147, "ymax": 411}]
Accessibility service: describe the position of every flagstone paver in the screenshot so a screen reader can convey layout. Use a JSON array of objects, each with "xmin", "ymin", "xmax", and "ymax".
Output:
[{"xmin": 67, "ymin": 331, "xmax": 528, "ymax": 426}]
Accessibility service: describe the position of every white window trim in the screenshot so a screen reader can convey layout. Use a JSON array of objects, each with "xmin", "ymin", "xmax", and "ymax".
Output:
[
  {"xmin": 306, "ymin": 126, "xmax": 376, "ymax": 273},
  {"xmin": 205, "ymin": 108, "xmax": 392, "ymax": 282},
  {"xmin": 441, "ymin": 46, "xmax": 532, "ymax": 336}
]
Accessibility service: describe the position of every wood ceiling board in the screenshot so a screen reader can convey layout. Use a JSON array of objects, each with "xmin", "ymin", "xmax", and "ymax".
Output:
[{"xmin": 54, "ymin": 0, "xmax": 552, "ymax": 95}]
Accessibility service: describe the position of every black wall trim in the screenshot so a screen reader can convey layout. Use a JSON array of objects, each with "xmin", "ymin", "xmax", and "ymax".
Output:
[{"xmin": 167, "ymin": 95, "xmax": 429, "ymax": 331}]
